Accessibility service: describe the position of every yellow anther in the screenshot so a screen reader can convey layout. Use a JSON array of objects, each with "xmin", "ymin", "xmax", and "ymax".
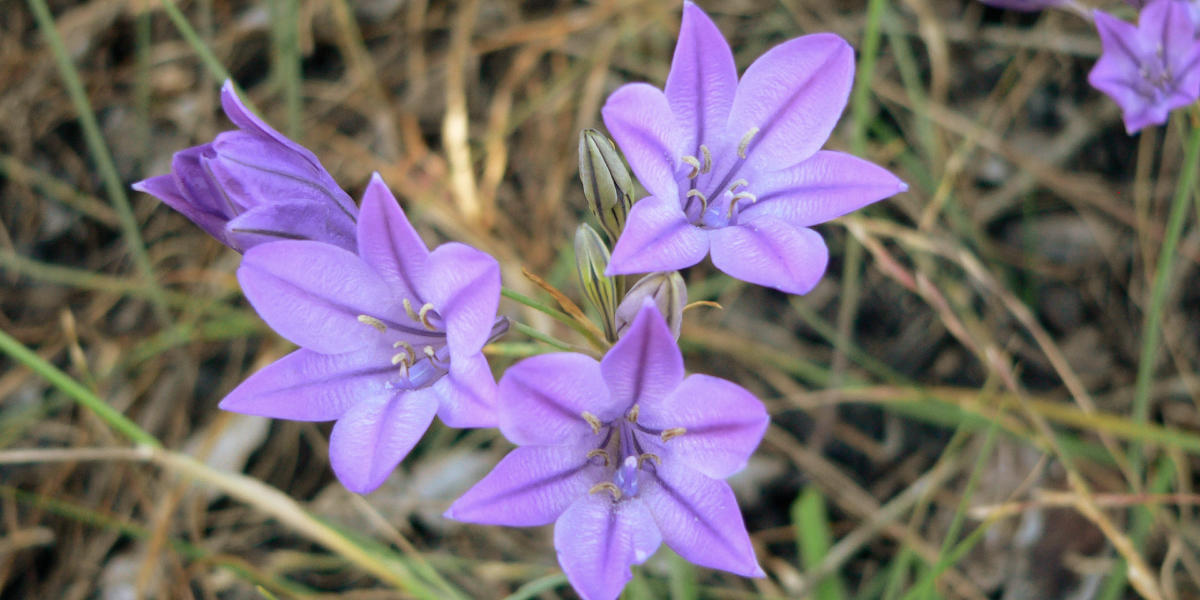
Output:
[
  {"xmin": 403, "ymin": 298, "xmax": 419, "ymax": 321},
  {"xmin": 418, "ymin": 303, "xmax": 437, "ymax": 331},
  {"xmin": 586, "ymin": 449, "xmax": 611, "ymax": 466},
  {"xmin": 626, "ymin": 404, "xmax": 640, "ymax": 423},
  {"xmin": 681, "ymin": 155, "xmax": 701, "ymax": 179},
  {"xmin": 588, "ymin": 482, "xmax": 622, "ymax": 501},
  {"xmin": 393, "ymin": 340, "xmax": 417, "ymax": 364},
  {"xmin": 660, "ymin": 427, "xmax": 686, "ymax": 442},
  {"xmin": 738, "ymin": 127, "xmax": 759, "ymax": 159},
  {"xmin": 423, "ymin": 345, "xmax": 442, "ymax": 366},
  {"xmin": 637, "ymin": 453, "xmax": 661, "ymax": 467},
  {"xmin": 581, "ymin": 411, "xmax": 602, "ymax": 434},
  {"xmin": 686, "ymin": 189, "xmax": 708, "ymax": 213},
  {"xmin": 728, "ymin": 179, "xmax": 749, "ymax": 193},
  {"xmin": 699, "ymin": 145, "xmax": 712, "ymax": 174},
  {"xmin": 727, "ymin": 191, "xmax": 757, "ymax": 219},
  {"xmin": 357, "ymin": 314, "xmax": 387, "ymax": 332},
  {"xmin": 391, "ymin": 352, "xmax": 410, "ymax": 366}
]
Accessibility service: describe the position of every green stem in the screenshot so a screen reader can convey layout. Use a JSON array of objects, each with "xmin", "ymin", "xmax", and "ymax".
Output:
[
  {"xmin": 159, "ymin": 0, "xmax": 237, "ymax": 86},
  {"xmin": 501, "ymin": 287, "xmax": 605, "ymax": 349},
  {"xmin": 0, "ymin": 327, "xmax": 160, "ymax": 448},
  {"xmin": 510, "ymin": 320, "xmax": 575, "ymax": 352}
]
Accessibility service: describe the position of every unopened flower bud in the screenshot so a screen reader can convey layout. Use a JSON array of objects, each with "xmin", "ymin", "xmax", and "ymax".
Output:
[
  {"xmin": 615, "ymin": 271, "xmax": 685, "ymax": 340},
  {"xmin": 578, "ymin": 129, "xmax": 633, "ymax": 242},
  {"xmin": 574, "ymin": 224, "xmax": 619, "ymax": 341}
]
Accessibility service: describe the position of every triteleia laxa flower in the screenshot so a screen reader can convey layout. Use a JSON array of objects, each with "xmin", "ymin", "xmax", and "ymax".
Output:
[
  {"xmin": 220, "ymin": 174, "xmax": 506, "ymax": 494},
  {"xmin": 1089, "ymin": 1, "xmax": 1200, "ymax": 134},
  {"xmin": 133, "ymin": 80, "xmax": 357, "ymax": 252},
  {"xmin": 446, "ymin": 302, "xmax": 768, "ymax": 600},
  {"xmin": 601, "ymin": 2, "xmax": 906, "ymax": 295}
]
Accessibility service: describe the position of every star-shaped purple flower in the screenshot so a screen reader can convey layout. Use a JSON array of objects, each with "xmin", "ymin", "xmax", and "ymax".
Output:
[
  {"xmin": 133, "ymin": 81, "xmax": 358, "ymax": 252},
  {"xmin": 220, "ymin": 174, "xmax": 506, "ymax": 494},
  {"xmin": 601, "ymin": 2, "xmax": 906, "ymax": 295},
  {"xmin": 1089, "ymin": 1, "xmax": 1200, "ymax": 134},
  {"xmin": 446, "ymin": 302, "xmax": 768, "ymax": 600}
]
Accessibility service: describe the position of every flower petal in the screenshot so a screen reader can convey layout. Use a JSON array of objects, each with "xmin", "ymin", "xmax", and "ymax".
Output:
[
  {"xmin": 445, "ymin": 444, "xmax": 599, "ymax": 526},
  {"xmin": 226, "ymin": 199, "xmax": 358, "ymax": 252},
  {"xmin": 497, "ymin": 352, "xmax": 611, "ymax": 445},
  {"xmin": 133, "ymin": 146, "xmax": 233, "ymax": 245},
  {"xmin": 219, "ymin": 348, "xmax": 394, "ymax": 421},
  {"xmin": 356, "ymin": 174, "xmax": 429, "ymax": 299},
  {"xmin": 601, "ymin": 301, "xmax": 684, "ymax": 410},
  {"xmin": 554, "ymin": 494, "xmax": 662, "ymax": 600},
  {"xmin": 209, "ymin": 130, "xmax": 356, "ymax": 215},
  {"xmin": 418, "ymin": 242, "xmax": 501, "ymax": 357},
  {"xmin": 601, "ymin": 83, "xmax": 683, "ymax": 202},
  {"xmin": 238, "ymin": 241, "xmax": 395, "ymax": 354},
  {"xmin": 726, "ymin": 33, "xmax": 854, "ymax": 170},
  {"xmin": 639, "ymin": 374, "xmax": 768, "ymax": 479},
  {"xmin": 606, "ymin": 196, "xmax": 709, "ymax": 275},
  {"xmin": 665, "ymin": 2, "xmax": 738, "ymax": 155},
  {"xmin": 709, "ymin": 217, "xmax": 829, "ymax": 295},
  {"xmin": 434, "ymin": 351, "xmax": 498, "ymax": 429},
  {"xmin": 329, "ymin": 389, "xmax": 439, "ymax": 494},
  {"xmin": 642, "ymin": 461, "xmax": 763, "ymax": 578},
  {"xmin": 740, "ymin": 151, "xmax": 907, "ymax": 227},
  {"xmin": 220, "ymin": 80, "xmax": 328, "ymax": 179}
]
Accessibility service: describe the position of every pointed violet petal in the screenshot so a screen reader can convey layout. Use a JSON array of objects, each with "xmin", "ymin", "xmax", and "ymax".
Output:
[
  {"xmin": 740, "ymin": 151, "xmax": 907, "ymax": 227},
  {"xmin": 601, "ymin": 302, "xmax": 684, "ymax": 410},
  {"xmin": 726, "ymin": 33, "xmax": 854, "ymax": 170},
  {"xmin": 642, "ymin": 461, "xmax": 763, "ymax": 578},
  {"xmin": 445, "ymin": 444, "xmax": 600, "ymax": 527},
  {"xmin": 209, "ymin": 131, "xmax": 356, "ymax": 214},
  {"xmin": 328, "ymin": 389, "xmax": 439, "ymax": 494},
  {"xmin": 497, "ymin": 352, "xmax": 612, "ymax": 446},
  {"xmin": 665, "ymin": 2, "xmax": 738, "ymax": 155},
  {"xmin": 709, "ymin": 218, "xmax": 829, "ymax": 295},
  {"xmin": 134, "ymin": 171, "xmax": 230, "ymax": 245},
  {"xmin": 356, "ymin": 174, "xmax": 429, "ymax": 299},
  {"xmin": 418, "ymin": 242, "xmax": 501, "ymax": 357},
  {"xmin": 218, "ymin": 348, "xmax": 393, "ymax": 421},
  {"xmin": 238, "ymin": 241, "xmax": 396, "ymax": 354},
  {"xmin": 601, "ymin": 83, "xmax": 683, "ymax": 202},
  {"xmin": 554, "ymin": 494, "xmax": 662, "ymax": 600},
  {"xmin": 639, "ymin": 374, "xmax": 768, "ymax": 479},
  {"xmin": 606, "ymin": 196, "xmax": 709, "ymax": 275},
  {"xmin": 226, "ymin": 199, "xmax": 358, "ymax": 252},
  {"xmin": 220, "ymin": 80, "xmax": 326, "ymax": 175},
  {"xmin": 433, "ymin": 352, "xmax": 498, "ymax": 429}
]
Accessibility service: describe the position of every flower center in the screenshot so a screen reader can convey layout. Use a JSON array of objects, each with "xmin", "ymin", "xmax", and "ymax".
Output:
[
  {"xmin": 356, "ymin": 299, "xmax": 450, "ymax": 389},
  {"xmin": 679, "ymin": 127, "xmax": 759, "ymax": 229},
  {"xmin": 582, "ymin": 404, "xmax": 686, "ymax": 501},
  {"xmin": 1137, "ymin": 44, "xmax": 1175, "ymax": 101}
]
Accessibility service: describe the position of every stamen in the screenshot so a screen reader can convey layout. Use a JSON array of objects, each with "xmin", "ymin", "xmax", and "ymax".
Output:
[
  {"xmin": 738, "ymin": 127, "xmax": 759, "ymax": 159},
  {"xmin": 728, "ymin": 179, "xmax": 748, "ymax": 193},
  {"xmin": 393, "ymin": 340, "xmax": 417, "ymax": 364},
  {"xmin": 681, "ymin": 155, "xmax": 701, "ymax": 179},
  {"xmin": 699, "ymin": 145, "xmax": 712, "ymax": 174},
  {"xmin": 727, "ymin": 191, "xmax": 757, "ymax": 219},
  {"xmin": 588, "ymin": 482, "xmax": 622, "ymax": 500},
  {"xmin": 586, "ymin": 448, "xmax": 610, "ymax": 466},
  {"xmin": 418, "ymin": 303, "xmax": 437, "ymax": 331},
  {"xmin": 391, "ymin": 352, "xmax": 411, "ymax": 366},
  {"xmin": 661, "ymin": 427, "xmax": 686, "ymax": 442},
  {"xmin": 357, "ymin": 315, "xmax": 387, "ymax": 333},
  {"xmin": 403, "ymin": 298, "xmax": 419, "ymax": 321},
  {"xmin": 637, "ymin": 453, "xmax": 661, "ymax": 467},
  {"xmin": 397, "ymin": 361, "xmax": 409, "ymax": 379},
  {"xmin": 686, "ymin": 189, "xmax": 709, "ymax": 213},
  {"xmin": 581, "ymin": 411, "xmax": 602, "ymax": 434},
  {"xmin": 626, "ymin": 404, "xmax": 640, "ymax": 423},
  {"xmin": 423, "ymin": 345, "xmax": 443, "ymax": 366}
]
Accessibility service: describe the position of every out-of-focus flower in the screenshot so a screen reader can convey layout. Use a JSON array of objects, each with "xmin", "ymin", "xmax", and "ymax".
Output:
[
  {"xmin": 1089, "ymin": 1, "xmax": 1200, "ymax": 133},
  {"xmin": 220, "ymin": 174, "xmax": 506, "ymax": 494},
  {"xmin": 133, "ymin": 80, "xmax": 357, "ymax": 252},
  {"xmin": 446, "ymin": 302, "xmax": 767, "ymax": 600},
  {"xmin": 615, "ymin": 271, "xmax": 686, "ymax": 340},
  {"xmin": 601, "ymin": 2, "xmax": 906, "ymax": 294}
]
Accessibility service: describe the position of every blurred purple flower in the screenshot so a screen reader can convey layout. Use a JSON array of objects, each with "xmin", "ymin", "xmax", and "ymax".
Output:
[
  {"xmin": 446, "ymin": 302, "xmax": 767, "ymax": 600},
  {"xmin": 220, "ymin": 174, "xmax": 506, "ymax": 494},
  {"xmin": 601, "ymin": 2, "xmax": 906, "ymax": 295},
  {"xmin": 1089, "ymin": 1, "xmax": 1200, "ymax": 134},
  {"xmin": 133, "ymin": 80, "xmax": 357, "ymax": 252},
  {"xmin": 978, "ymin": 0, "xmax": 1069, "ymax": 10}
]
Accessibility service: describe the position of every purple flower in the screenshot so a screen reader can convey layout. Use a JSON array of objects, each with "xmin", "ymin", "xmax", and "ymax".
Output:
[
  {"xmin": 133, "ymin": 81, "xmax": 357, "ymax": 252},
  {"xmin": 446, "ymin": 302, "xmax": 767, "ymax": 600},
  {"xmin": 219, "ymin": 174, "xmax": 505, "ymax": 494},
  {"xmin": 600, "ymin": 2, "xmax": 906, "ymax": 295},
  {"xmin": 1089, "ymin": 1, "xmax": 1200, "ymax": 134}
]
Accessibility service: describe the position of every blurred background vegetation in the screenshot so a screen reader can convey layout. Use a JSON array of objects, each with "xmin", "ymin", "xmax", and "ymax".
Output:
[{"xmin": 2, "ymin": 0, "xmax": 1198, "ymax": 598}]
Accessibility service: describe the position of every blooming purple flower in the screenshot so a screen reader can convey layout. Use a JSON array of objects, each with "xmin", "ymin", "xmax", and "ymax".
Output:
[
  {"xmin": 600, "ymin": 2, "xmax": 906, "ymax": 295},
  {"xmin": 219, "ymin": 174, "xmax": 505, "ymax": 494},
  {"xmin": 446, "ymin": 302, "xmax": 767, "ymax": 600},
  {"xmin": 133, "ymin": 80, "xmax": 357, "ymax": 252},
  {"xmin": 1089, "ymin": 1, "xmax": 1200, "ymax": 134}
]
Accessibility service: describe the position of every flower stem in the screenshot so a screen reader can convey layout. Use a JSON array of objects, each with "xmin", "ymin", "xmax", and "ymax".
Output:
[{"xmin": 502, "ymin": 287, "xmax": 607, "ymax": 349}]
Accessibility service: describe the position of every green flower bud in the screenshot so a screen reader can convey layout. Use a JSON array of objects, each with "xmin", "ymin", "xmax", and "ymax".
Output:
[
  {"xmin": 578, "ymin": 129, "xmax": 633, "ymax": 242},
  {"xmin": 574, "ymin": 223, "xmax": 619, "ymax": 341},
  {"xmin": 615, "ymin": 271, "xmax": 686, "ymax": 340}
]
